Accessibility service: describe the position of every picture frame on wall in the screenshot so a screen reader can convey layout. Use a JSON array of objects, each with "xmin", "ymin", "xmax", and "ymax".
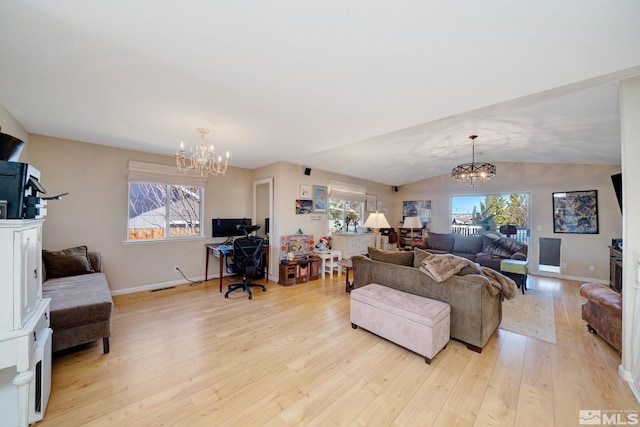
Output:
[
  {"xmin": 312, "ymin": 185, "xmax": 327, "ymax": 213},
  {"xmin": 300, "ymin": 184, "xmax": 311, "ymax": 199},
  {"xmin": 552, "ymin": 190, "xmax": 598, "ymax": 234},
  {"xmin": 366, "ymin": 194, "xmax": 377, "ymax": 212},
  {"xmin": 296, "ymin": 199, "xmax": 313, "ymax": 214},
  {"xmin": 402, "ymin": 200, "xmax": 431, "ymax": 226}
]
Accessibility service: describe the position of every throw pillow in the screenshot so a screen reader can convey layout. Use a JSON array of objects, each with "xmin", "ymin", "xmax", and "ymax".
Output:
[
  {"xmin": 42, "ymin": 245, "xmax": 95, "ymax": 279},
  {"xmin": 368, "ymin": 246, "xmax": 414, "ymax": 267},
  {"xmin": 425, "ymin": 232, "xmax": 455, "ymax": 252},
  {"xmin": 413, "ymin": 247, "xmax": 430, "ymax": 268},
  {"xmin": 485, "ymin": 237, "xmax": 526, "ymax": 259}
]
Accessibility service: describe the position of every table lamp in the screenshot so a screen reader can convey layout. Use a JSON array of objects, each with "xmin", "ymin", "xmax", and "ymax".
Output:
[
  {"xmin": 403, "ymin": 216, "xmax": 422, "ymax": 248},
  {"xmin": 364, "ymin": 212, "xmax": 391, "ymax": 249}
]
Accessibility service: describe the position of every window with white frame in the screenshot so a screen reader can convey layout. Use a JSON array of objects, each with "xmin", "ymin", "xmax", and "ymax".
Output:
[
  {"xmin": 127, "ymin": 161, "xmax": 206, "ymax": 242},
  {"xmin": 328, "ymin": 181, "xmax": 366, "ymax": 233}
]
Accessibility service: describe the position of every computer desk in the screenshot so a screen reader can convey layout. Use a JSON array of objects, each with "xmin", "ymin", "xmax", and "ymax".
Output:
[{"xmin": 205, "ymin": 243, "xmax": 270, "ymax": 292}]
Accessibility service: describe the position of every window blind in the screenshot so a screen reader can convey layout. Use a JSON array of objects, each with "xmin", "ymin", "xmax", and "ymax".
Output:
[
  {"xmin": 128, "ymin": 161, "xmax": 207, "ymax": 187},
  {"xmin": 328, "ymin": 180, "xmax": 366, "ymax": 202}
]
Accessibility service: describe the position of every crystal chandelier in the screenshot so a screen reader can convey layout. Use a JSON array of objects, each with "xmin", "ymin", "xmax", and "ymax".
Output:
[
  {"xmin": 176, "ymin": 128, "xmax": 229, "ymax": 176},
  {"xmin": 451, "ymin": 135, "xmax": 496, "ymax": 187}
]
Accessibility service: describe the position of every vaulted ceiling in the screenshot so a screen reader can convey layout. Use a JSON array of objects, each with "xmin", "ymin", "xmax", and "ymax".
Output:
[{"xmin": 1, "ymin": 1, "xmax": 639, "ymax": 185}]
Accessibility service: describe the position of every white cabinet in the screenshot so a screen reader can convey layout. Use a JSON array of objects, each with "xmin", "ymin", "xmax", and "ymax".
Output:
[
  {"xmin": 331, "ymin": 233, "xmax": 375, "ymax": 259},
  {"xmin": 0, "ymin": 220, "xmax": 43, "ymax": 333},
  {"xmin": 0, "ymin": 220, "xmax": 50, "ymax": 427}
]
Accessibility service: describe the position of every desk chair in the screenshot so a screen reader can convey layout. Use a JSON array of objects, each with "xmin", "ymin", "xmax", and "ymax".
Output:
[{"xmin": 224, "ymin": 225, "xmax": 267, "ymax": 300}]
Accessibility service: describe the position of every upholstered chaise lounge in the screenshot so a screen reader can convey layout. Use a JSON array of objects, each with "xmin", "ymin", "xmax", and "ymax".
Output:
[{"xmin": 42, "ymin": 246, "xmax": 113, "ymax": 354}]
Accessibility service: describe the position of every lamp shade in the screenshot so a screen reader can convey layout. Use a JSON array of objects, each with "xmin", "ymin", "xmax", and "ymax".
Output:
[
  {"xmin": 364, "ymin": 212, "xmax": 390, "ymax": 229},
  {"xmin": 403, "ymin": 216, "xmax": 422, "ymax": 229}
]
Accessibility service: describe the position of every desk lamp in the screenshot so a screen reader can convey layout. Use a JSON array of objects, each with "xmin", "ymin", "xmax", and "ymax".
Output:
[
  {"xmin": 364, "ymin": 212, "xmax": 391, "ymax": 249},
  {"xmin": 403, "ymin": 216, "xmax": 422, "ymax": 248}
]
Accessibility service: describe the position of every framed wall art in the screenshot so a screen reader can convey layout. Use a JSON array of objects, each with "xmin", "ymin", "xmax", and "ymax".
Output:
[
  {"xmin": 300, "ymin": 184, "xmax": 311, "ymax": 199},
  {"xmin": 552, "ymin": 190, "xmax": 598, "ymax": 234},
  {"xmin": 313, "ymin": 185, "xmax": 327, "ymax": 213},
  {"xmin": 366, "ymin": 194, "xmax": 377, "ymax": 212},
  {"xmin": 296, "ymin": 199, "xmax": 312, "ymax": 214},
  {"xmin": 402, "ymin": 200, "xmax": 431, "ymax": 226}
]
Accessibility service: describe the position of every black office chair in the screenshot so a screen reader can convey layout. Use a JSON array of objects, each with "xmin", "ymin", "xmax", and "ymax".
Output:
[{"xmin": 224, "ymin": 224, "xmax": 267, "ymax": 300}]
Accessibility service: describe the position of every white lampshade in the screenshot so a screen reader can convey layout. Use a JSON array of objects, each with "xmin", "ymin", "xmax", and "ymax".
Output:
[
  {"xmin": 364, "ymin": 212, "xmax": 391, "ymax": 229},
  {"xmin": 403, "ymin": 216, "xmax": 422, "ymax": 229}
]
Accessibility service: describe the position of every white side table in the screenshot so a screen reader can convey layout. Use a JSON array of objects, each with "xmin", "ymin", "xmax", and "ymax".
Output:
[{"xmin": 316, "ymin": 250, "xmax": 343, "ymax": 279}]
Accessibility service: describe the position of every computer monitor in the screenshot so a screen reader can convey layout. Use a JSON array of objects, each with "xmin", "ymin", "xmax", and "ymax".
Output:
[{"xmin": 212, "ymin": 218, "xmax": 251, "ymax": 238}]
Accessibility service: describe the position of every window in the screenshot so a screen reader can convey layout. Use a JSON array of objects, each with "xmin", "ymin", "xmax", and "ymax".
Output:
[
  {"xmin": 450, "ymin": 193, "xmax": 530, "ymax": 244},
  {"xmin": 327, "ymin": 180, "xmax": 367, "ymax": 233},
  {"xmin": 328, "ymin": 198, "xmax": 364, "ymax": 233},
  {"xmin": 127, "ymin": 161, "xmax": 206, "ymax": 242}
]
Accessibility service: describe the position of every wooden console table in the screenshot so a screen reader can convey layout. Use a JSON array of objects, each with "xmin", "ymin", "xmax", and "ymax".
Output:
[{"xmin": 205, "ymin": 243, "xmax": 269, "ymax": 292}]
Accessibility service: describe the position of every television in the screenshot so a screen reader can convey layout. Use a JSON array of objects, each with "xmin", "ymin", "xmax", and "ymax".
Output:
[
  {"xmin": 212, "ymin": 218, "xmax": 251, "ymax": 238},
  {"xmin": 611, "ymin": 173, "xmax": 622, "ymax": 213}
]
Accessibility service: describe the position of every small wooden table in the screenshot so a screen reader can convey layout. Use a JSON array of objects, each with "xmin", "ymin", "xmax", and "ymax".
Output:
[
  {"xmin": 205, "ymin": 244, "xmax": 269, "ymax": 292},
  {"xmin": 337, "ymin": 259, "xmax": 353, "ymax": 293}
]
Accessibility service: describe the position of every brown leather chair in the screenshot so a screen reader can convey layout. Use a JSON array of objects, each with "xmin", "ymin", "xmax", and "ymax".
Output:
[{"xmin": 579, "ymin": 283, "xmax": 622, "ymax": 353}]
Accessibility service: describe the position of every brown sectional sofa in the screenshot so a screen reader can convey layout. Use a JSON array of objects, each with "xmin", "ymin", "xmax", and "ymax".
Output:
[
  {"xmin": 42, "ymin": 246, "xmax": 113, "ymax": 354},
  {"xmin": 352, "ymin": 247, "xmax": 507, "ymax": 352},
  {"xmin": 416, "ymin": 231, "xmax": 528, "ymax": 271}
]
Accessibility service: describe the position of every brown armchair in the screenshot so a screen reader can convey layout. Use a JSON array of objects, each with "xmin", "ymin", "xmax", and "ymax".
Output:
[{"xmin": 579, "ymin": 283, "xmax": 622, "ymax": 353}]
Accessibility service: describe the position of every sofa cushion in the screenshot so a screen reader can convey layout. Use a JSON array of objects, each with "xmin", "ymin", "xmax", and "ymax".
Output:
[
  {"xmin": 481, "ymin": 234, "xmax": 499, "ymax": 252},
  {"xmin": 44, "ymin": 273, "xmax": 113, "ymax": 329},
  {"xmin": 413, "ymin": 247, "xmax": 430, "ymax": 268},
  {"xmin": 368, "ymin": 246, "xmax": 414, "ymax": 267},
  {"xmin": 452, "ymin": 235, "xmax": 483, "ymax": 254},
  {"xmin": 43, "ymin": 245, "xmax": 95, "ymax": 280},
  {"xmin": 484, "ymin": 237, "xmax": 526, "ymax": 258},
  {"xmin": 426, "ymin": 232, "xmax": 455, "ymax": 252}
]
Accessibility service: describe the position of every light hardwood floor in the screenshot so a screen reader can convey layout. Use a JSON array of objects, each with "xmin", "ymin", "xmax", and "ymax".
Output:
[{"xmin": 39, "ymin": 274, "xmax": 638, "ymax": 426}]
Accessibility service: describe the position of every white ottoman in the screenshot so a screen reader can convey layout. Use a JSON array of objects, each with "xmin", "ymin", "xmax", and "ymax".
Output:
[{"xmin": 350, "ymin": 284, "xmax": 450, "ymax": 364}]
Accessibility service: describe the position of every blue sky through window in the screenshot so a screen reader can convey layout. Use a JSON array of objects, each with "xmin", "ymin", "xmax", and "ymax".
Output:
[{"xmin": 451, "ymin": 195, "xmax": 484, "ymax": 215}]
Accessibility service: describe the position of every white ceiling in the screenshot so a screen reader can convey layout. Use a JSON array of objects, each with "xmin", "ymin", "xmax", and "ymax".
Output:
[{"xmin": 1, "ymin": 1, "xmax": 639, "ymax": 186}]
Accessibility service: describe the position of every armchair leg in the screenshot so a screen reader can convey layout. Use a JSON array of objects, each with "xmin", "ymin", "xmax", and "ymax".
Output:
[{"xmin": 103, "ymin": 337, "xmax": 110, "ymax": 354}]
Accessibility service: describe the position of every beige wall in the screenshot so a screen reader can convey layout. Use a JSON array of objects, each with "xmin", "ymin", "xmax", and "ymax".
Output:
[
  {"xmin": 28, "ymin": 134, "xmax": 255, "ymax": 293},
  {"xmin": 251, "ymin": 162, "xmax": 395, "ymax": 276},
  {"xmin": 22, "ymin": 132, "xmax": 623, "ymax": 290},
  {"xmin": 395, "ymin": 162, "xmax": 622, "ymax": 282}
]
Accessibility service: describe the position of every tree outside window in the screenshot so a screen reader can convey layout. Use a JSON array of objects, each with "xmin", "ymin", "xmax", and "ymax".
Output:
[
  {"xmin": 328, "ymin": 198, "xmax": 363, "ymax": 233},
  {"xmin": 451, "ymin": 193, "xmax": 530, "ymax": 243},
  {"xmin": 128, "ymin": 182, "xmax": 203, "ymax": 241}
]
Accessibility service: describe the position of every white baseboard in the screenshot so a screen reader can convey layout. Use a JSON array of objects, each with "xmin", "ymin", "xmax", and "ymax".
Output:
[
  {"xmin": 619, "ymin": 365, "xmax": 640, "ymax": 403},
  {"xmin": 530, "ymin": 271, "xmax": 608, "ymax": 285},
  {"xmin": 110, "ymin": 275, "xmax": 208, "ymax": 296},
  {"xmin": 110, "ymin": 273, "xmax": 278, "ymax": 296}
]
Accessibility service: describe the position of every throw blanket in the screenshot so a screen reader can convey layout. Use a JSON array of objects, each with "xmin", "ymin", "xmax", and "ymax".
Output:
[{"xmin": 419, "ymin": 253, "xmax": 517, "ymax": 300}]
